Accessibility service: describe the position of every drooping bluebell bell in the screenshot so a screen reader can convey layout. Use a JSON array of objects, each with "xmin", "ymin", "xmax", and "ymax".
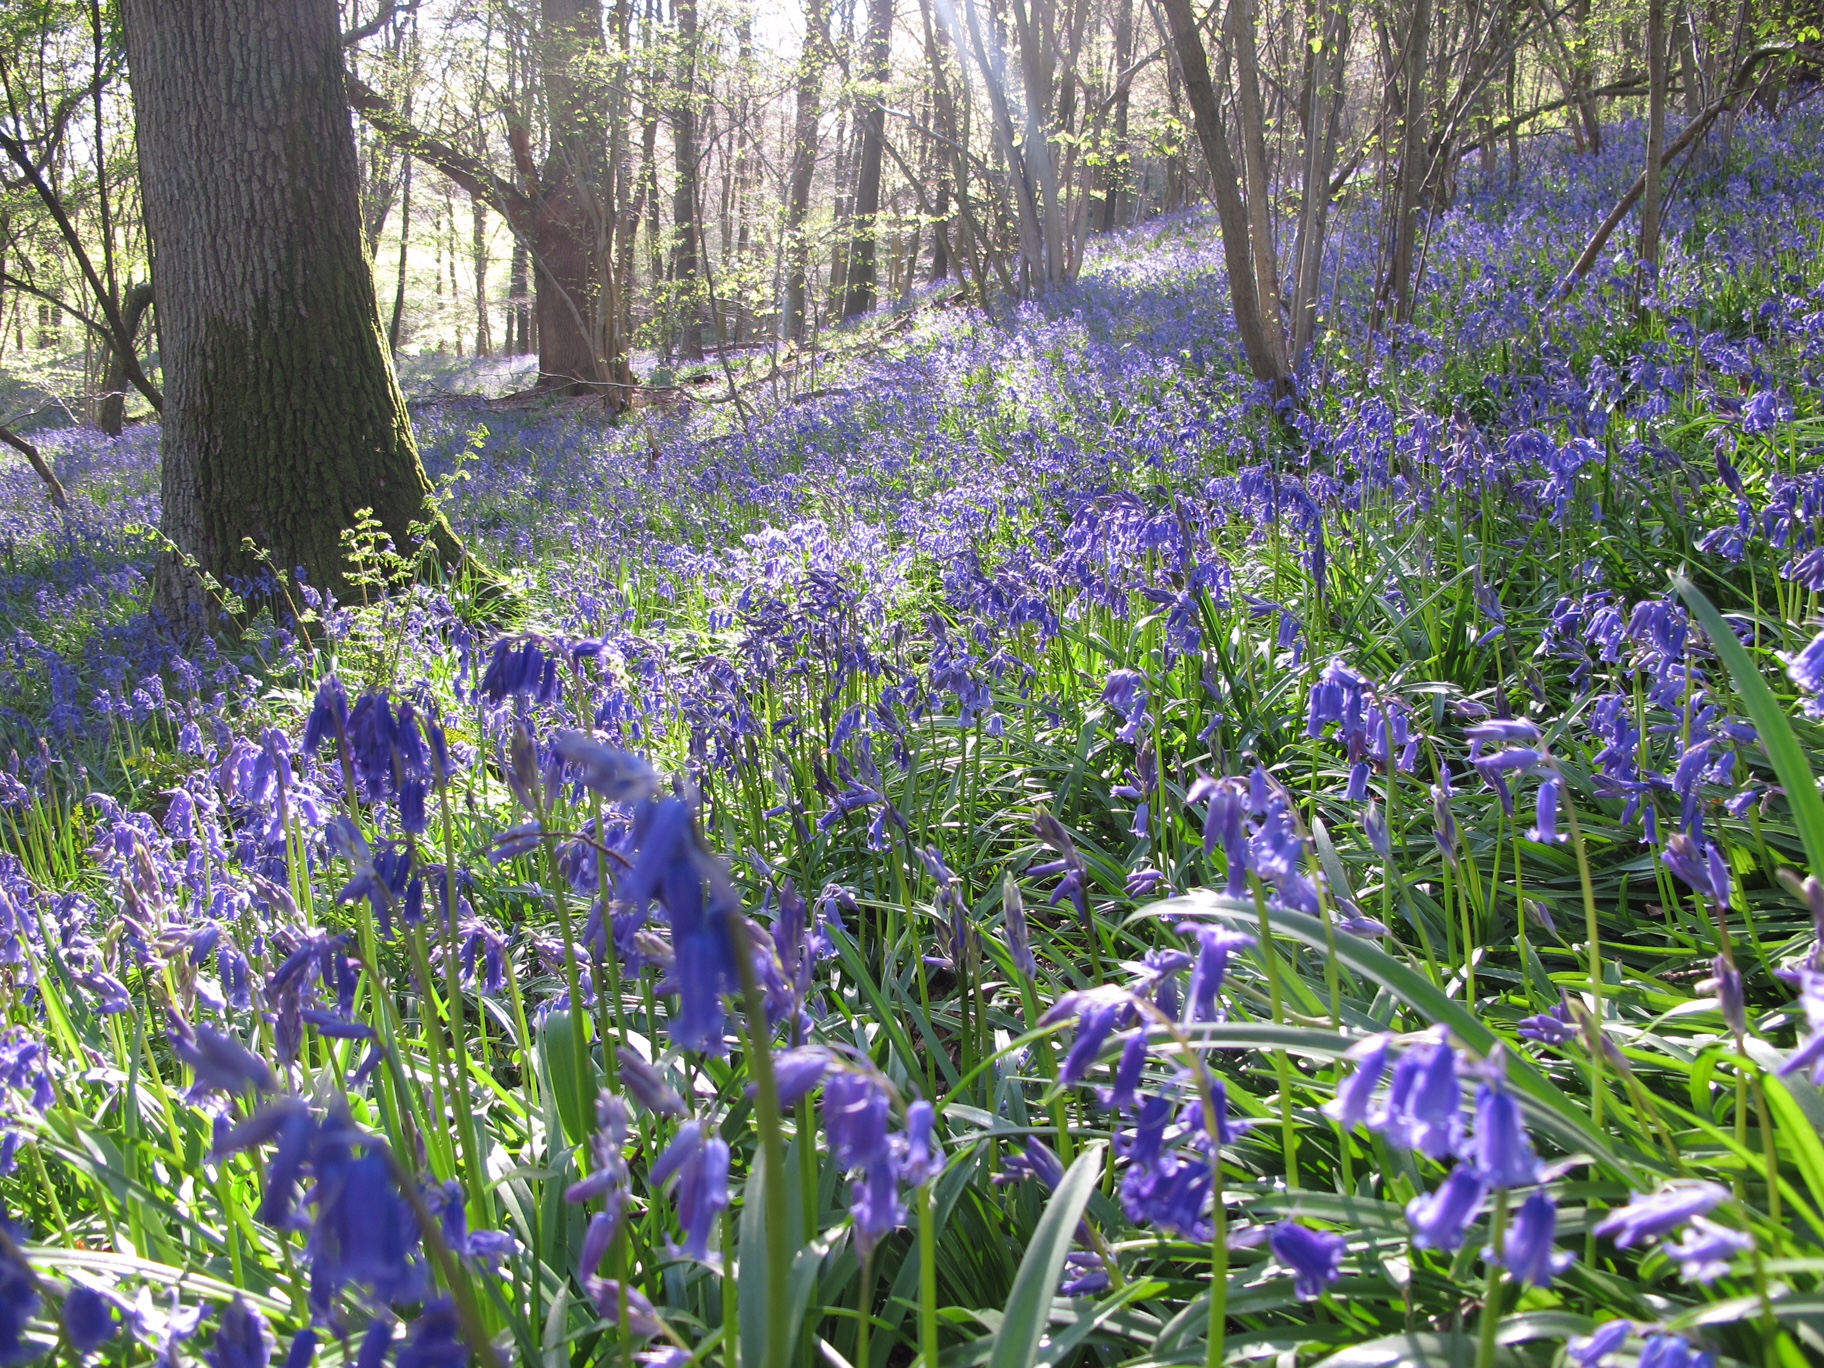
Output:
[
  {"xmin": 356, "ymin": 1320, "xmax": 393, "ymax": 1368},
  {"xmin": 1188, "ymin": 774, "xmax": 1251, "ymax": 897},
  {"xmin": 1661, "ymin": 833, "xmax": 1730, "ymax": 907},
  {"xmin": 897, "ymin": 1100, "xmax": 941, "ymax": 1187},
  {"xmin": 0, "ymin": 1235, "xmax": 39, "ymax": 1367},
  {"xmin": 1528, "ymin": 775, "xmax": 1564, "ymax": 844},
  {"xmin": 308, "ymin": 1121, "xmax": 426, "ymax": 1310},
  {"xmin": 585, "ymin": 1280, "xmax": 663, "ymax": 1339},
  {"xmin": 1363, "ymin": 800, "xmax": 1390, "ymax": 859},
  {"xmin": 1100, "ymin": 1031, "xmax": 1148, "ymax": 1112},
  {"xmin": 767, "ymin": 1047, "xmax": 832, "ymax": 1106},
  {"xmin": 282, "ymin": 1330, "xmax": 316, "ymax": 1368},
  {"xmin": 1517, "ymin": 996, "xmax": 1577, "ymax": 1046},
  {"xmin": 1101, "ymin": 668, "xmax": 1149, "ymax": 744},
  {"xmin": 1591, "ymin": 1182, "xmax": 1730, "ymax": 1248},
  {"xmin": 1177, "ymin": 923, "xmax": 1253, "ymax": 1024},
  {"xmin": 1371, "ymin": 1039, "xmax": 1462, "ymax": 1160},
  {"xmin": 1031, "ymin": 810, "xmax": 1090, "ymax": 930},
  {"xmin": 1323, "ymin": 1034, "xmax": 1392, "ymax": 1130},
  {"xmin": 615, "ymin": 1048, "xmax": 686, "ymax": 1117},
  {"xmin": 479, "ymin": 638, "xmax": 562, "ymax": 706},
  {"xmin": 1269, "ymin": 1223, "xmax": 1346, "ymax": 1300},
  {"xmin": 62, "ymin": 1283, "xmax": 120, "ymax": 1356},
  {"xmin": 1566, "ymin": 1320, "xmax": 1633, "ymax": 1368},
  {"xmin": 1635, "ymin": 1333, "xmax": 1717, "ymax": 1368},
  {"xmin": 648, "ymin": 1120, "xmax": 730, "ymax": 1264},
  {"xmin": 1472, "ymin": 1054, "xmax": 1539, "ymax": 1187},
  {"xmin": 1493, "ymin": 1190, "xmax": 1572, "ymax": 1288},
  {"xmin": 205, "ymin": 1297, "xmax": 273, "ymax": 1368},
  {"xmin": 1001, "ymin": 872, "xmax": 1036, "ymax": 978},
  {"xmin": 1059, "ymin": 997, "xmax": 1123, "ymax": 1085},
  {"xmin": 1698, "ymin": 957, "xmax": 1747, "ymax": 1037},
  {"xmin": 1058, "ymin": 1250, "xmax": 1111, "ymax": 1297},
  {"xmin": 1662, "ymin": 1216, "xmax": 1753, "ymax": 1284},
  {"xmin": 549, "ymin": 730, "xmax": 659, "ymax": 803},
  {"xmin": 393, "ymin": 1301, "xmax": 468, "ymax": 1368},
  {"xmin": 167, "ymin": 1012, "xmax": 275, "ymax": 1098},
  {"xmin": 1406, "ymin": 1164, "xmax": 1488, "ymax": 1252}
]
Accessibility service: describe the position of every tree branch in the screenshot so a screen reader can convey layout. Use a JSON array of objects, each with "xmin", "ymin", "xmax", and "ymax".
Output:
[{"xmin": 0, "ymin": 424, "xmax": 69, "ymax": 511}]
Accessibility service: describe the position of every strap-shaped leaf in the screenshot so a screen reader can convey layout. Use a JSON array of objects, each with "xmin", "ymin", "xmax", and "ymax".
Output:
[
  {"xmin": 1672, "ymin": 571, "xmax": 1824, "ymax": 878},
  {"xmin": 988, "ymin": 1140, "xmax": 1107, "ymax": 1368}
]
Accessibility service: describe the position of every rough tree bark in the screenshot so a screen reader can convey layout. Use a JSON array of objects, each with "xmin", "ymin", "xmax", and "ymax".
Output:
[
  {"xmin": 121, "ymin": 0, "xmax": 463, "ymax": 632},
  {"xmin": 97, "ymin": 280, "xmax": 154, "ymax": 437},
  {"xmin": 783, "ymin": 0, "xmax": 830, "ymax": 343},
  {"xmin": 1640, "ymin": 0, "xmax": 1667, "ymax": 280},
  {"xmin": 844, "ymin": 0, "xmax": 896, "ymax": 319},
  {"xmin": 1158, "ymin": 0, "xmax": 1288, "ymax": 387},
  {"xmin": 670, "ymin": 0, "xmax": 705, "ymax": 360},
  {"xmin": 1380, "ymin": 0, "xmax": 1431, "ymax": 328}
]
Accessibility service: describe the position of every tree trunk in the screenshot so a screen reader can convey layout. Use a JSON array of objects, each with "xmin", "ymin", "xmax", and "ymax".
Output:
[
  {"xmin": 784, "ymin": 0, "xmax": 829, "ymax": 343},
  {"xmin": 508, "ymin": 236, "xmax": 530, "ymax": 354},
  {"xmin": 843, "ymin": 0, "xmax": 895, "ymax": 319},
  {"xmin": 390, "ymin": 151, "xmax": 413, "ymax": 353},
  {"xmin": 1290, "ymin": 0, "xmax": 1349, "ymax": 358},
  {"xmin": 121, "ymin": 0, "xmax": 462, "ymax": 633},
  {"xmin": 1228, "ymin": 0, "xmax": 1288, "ymax": 375},
  {"xmin": 1101, "ymin": 0, "xmax": 1134, "ymax": 232},
  {"xmin": 1640, "ymin": 0, "xmax": 1667, "ymax": 281},
  {"xmin": 1157, "ymin": 0, "xmax": 1287, "ymax": 387},
  {"xmin": 671, "ymin": 0, "xmax": 705, "ymax": 361},
  {"xmin": 1381, "ymin": 0, "xmax": 1431, "ymax": 328},
  {"xmin": 97, "ymin": 281, "xmax": 154, "ymax": 437}
]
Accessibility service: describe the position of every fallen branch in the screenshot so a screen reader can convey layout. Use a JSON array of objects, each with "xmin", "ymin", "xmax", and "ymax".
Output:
[
  {"xmin": 0, "ymin": 424, "xmax": 70, "ymax": 511},
  {"xmin": 1552, "ymin": 43, "xmax": 1793, "ymax": 302}
]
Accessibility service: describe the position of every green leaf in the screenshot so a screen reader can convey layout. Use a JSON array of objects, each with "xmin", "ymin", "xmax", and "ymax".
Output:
[
  {"xmin": 1672, "ymin": 571, "xmax": 1824, "ymax": 878},
  {"xmin": 988, "ymin": 1140, "xmax": 1106, "ymax": 1368},
  {"xmin": 740, "ymin": 1135, "xmax": 805, "ymax": 1368}
]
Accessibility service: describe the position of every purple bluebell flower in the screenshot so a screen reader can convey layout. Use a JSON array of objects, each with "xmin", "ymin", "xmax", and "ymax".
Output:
[
  {"xmin": 585, "ymin": 1280, "xmax": 663, "ymax": 1339},
  {"xmin": 898, "ymin": 1101, "xmax": 941, "ymax": 1187},
  {"xmin": 394, "ymin": 1301, "xmax": 467, "ymax": 1368},
  {"xmin": 615, "ymin": 1048, "xmax": 686, "ymax": 1117},
  {"xmin": 767, "ymin": 1047, "xmax": 832, "ymax": 1107},
  {"xmin": 1699, "ymin": 957, "xmax": 1747, "ymax": 1037},
  {"xmin": 1058, "ymin": 1250, "xmax": 1110, "ymax": 1297},
  {"xmin": 1472, "ymin": 1059, "xmax": 1539, "ymax": 1187},
  {"xmin": 1591, "ymin": 1182, "xmax": 1730, "ymax": 1247},
  {"xmin": 1323, "ymin": 1034, "xmax": 1393, "ymax": 1129},
  {"xmin": 1493, "ymin": 1190, "xmax": 1572, "ymax": 1288},
  {"xmin": 549, "ymin": 730, "xmax": 659, "ymax": 803},
  {"xmin": 1566, "ymin": 1321, "xmax": 1633, "ymax": 1368},
  {"xmin": 1785, "ymin": 629, "xmax": 1824, "ymax": 707},
  {"xmin": 651, "ymin": 1123, "xmax": 729, "ymax": 1264},
  {"xmin": 1101, "ymin": 1032, "xmax": 1148, "ymax": 1111},
  {"xmin": 1179, "ymin": 924, "xmax": 1253, "ymax": 1023},
  {"xmin": 63, "ymin": 1284, "xmax": 120, "ymax": 1355},
  {"xmin": 355, "ymin": 1320, "xmax": 392, "ymax": 1368},
  {"xmin": 1102, "ymin": 669, "xmax": 1149, "ymax": 744},
  {"xmin": 1662, "ymin": 1216, "xmax": 1753, "ymax": 1284},
  {"xmin": 1636, "ymin": 1333, "xmax": 1716, "ymax": 1368},
  {"xmin": 1270, "ymin": 1223, "xmax": 1345, "ymax": 1300},
  {"xmin": 1191, "ymin": 775, "xmax": 1252, "ymax": 897},
  {"xmin": 1517, "ymin": 997, "xmax": 1577, "ymax": 1046},
  {"xmin": 1371, "ymin": 1040, "xmax": 1462, "ymax": 1160},
  {"xmin": 167, "ymin": 1013, "xmax": 274, "ymax": 1098},
  {"xmin": 1363, "ymin": 801, "xmax": 1390, "ymax": 859},
  {"xmin": 1405, "ymin": 1165, "xmax": 1488, "ymax": 1252},
  {"xmin": 205, "ymin": 1298, "xmax": 272, "ymax": 1368},
  {"xmin": 1528, "ymin": 775, "xmax": 1564, "ymax": 844},
  {"xmin": 283, "ymin": 1330, "xmax": 316, "ymax": 1368},
  {"xmin": 1662, "ymin": 833, "xmax": 1730, "ymax": 907},
  {"xmin": 1001, "ymin": 873, "xmax": 1036, "ymax": 977}
]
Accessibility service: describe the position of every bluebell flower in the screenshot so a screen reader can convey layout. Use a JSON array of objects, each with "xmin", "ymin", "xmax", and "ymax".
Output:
[
  {"xmin": 310, "ymin": 1135, "xmax": 426, "ymax": 1310},
  {"xmin": 550, "ymin": 730, "xmax": 659, "ymax": 803},
  {"xmin": 1371, "ymin": 1040, "xmax": 1461, "ymax": 1160},
  {"xmin": 1180, "ymin": 924, "xmax": 1254, "ymax": 1023},
  {"xmin": 1661, "ymin": 833, "xmax": 1730, "ymax": 907},
  {"xmin": 63, "ymin": 1284, "xmax": 120, "ymax": 1356},
  {"xmin": 1472, "ymin": 1062, "xmax": 1539, "ymax": 1187},
  {"xmin": 767, "ymin": 1047, "xmax": 832, "ymax": 1106},
  {"xmin": 1636, "ymin": 1333, "xmax": 1716, "ymax": 1368},
  {"xmin": 480, "ymin": 638, "xmax": 561, "ymax": 705},
  {"xmin": 1528, "ymin": 775, "xmax": 1565, "ymax": 844},
  {"xmin": 167, "ymin": 1012, "xmax": 274, "ymax": 1098},
  {"xmin": 1363, "ymin": 800, "xmax": 1391, "ymax": 859},
  {"xmin": 394, "ymin": 1301, "xmax": 467, "ymax": 1368},
  {"xmin": 1662, "ymin": 1216, "xmax": 1752, "ymax": 1283},
  {"xmin": 205, "ymin": 1298, "xmax": 272, "ymax": 1368},
  {"xmin": 622, "ymin": 798, "xmax": 740, "ymax": 1055},
  {"xmin": 1060, "ymin": 999, "xmax": 1122, "ymax": 1085},
  {"xmin": 897, "ymin": 1100, "xmax": 941, "ymax": 1187},
  {"xmin": 1322, "ymin": 1034, "xmax": 1392, "ymax": 1129},
  {"xmin": 1492, "ymin": 1190, "xmax": 1572, "ymax": 1287},
  {"xmin": 1269, "ymin": 1223, "xmax": 1345, "ymax": 1300},
  {"xmin": 1405, "ymin": 1165, "xmax": 1487, "ymax": 1252},
  {"xmin": 615, "ymin": 1048, "xmax": 686, "ymax": 1117},
  {"xmin": 1591, "ymin": 1182, "xmax": 1730, "ymax": 1247},
  {"xmin": 1698, "ymin": 957, "xmax": 1747, "ymax": 1037},
  {"xmin": 0, "ymin": 1235, "xmax": 40, "ymax": 1367},
  {"xmin": 1058, "ymin": 1250, "xmax": 1110, "ymax": 1297},
  {"xmin": 996, "ymin": 1138, "xmax": 1065, "ymax": 1190},
  {"xmin": 1565, "ymin": 1320, "xmax": 1633, "ymax": 1368},
  {"xmin": 1102, "ymin": 669, "xmax": 1149, "ymax": 744},
  {"xmin": 586, "ymin": 1280, "xmax": 663, "ymax": 1339},
  {"xmin": 282, "ymin": 1330, "xmax": 317, "ymax": 1368},
  {"xmin": 1517, "ymin": 997, "xmax": 1577, "ymax": 1046},
  {"xmin": 355, "ymin": 1320, "xmax": 392, "ymax": 1368},
  {"xmin": 1100, "ymin": 1032, "xmax": 1148, "ymax": 1111},
  {"xmin": 648, "ymin": 1121, "xmax": 730, "ymax": 1263},
  {"xmin": 301, "ymin": 676, "xmax": 349, "ymax": 757}
]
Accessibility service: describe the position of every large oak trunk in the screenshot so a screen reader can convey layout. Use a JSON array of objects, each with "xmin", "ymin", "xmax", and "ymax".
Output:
[{"xmin": 122, "ymin": 0, "xmax": 460, "ymax": 633}]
